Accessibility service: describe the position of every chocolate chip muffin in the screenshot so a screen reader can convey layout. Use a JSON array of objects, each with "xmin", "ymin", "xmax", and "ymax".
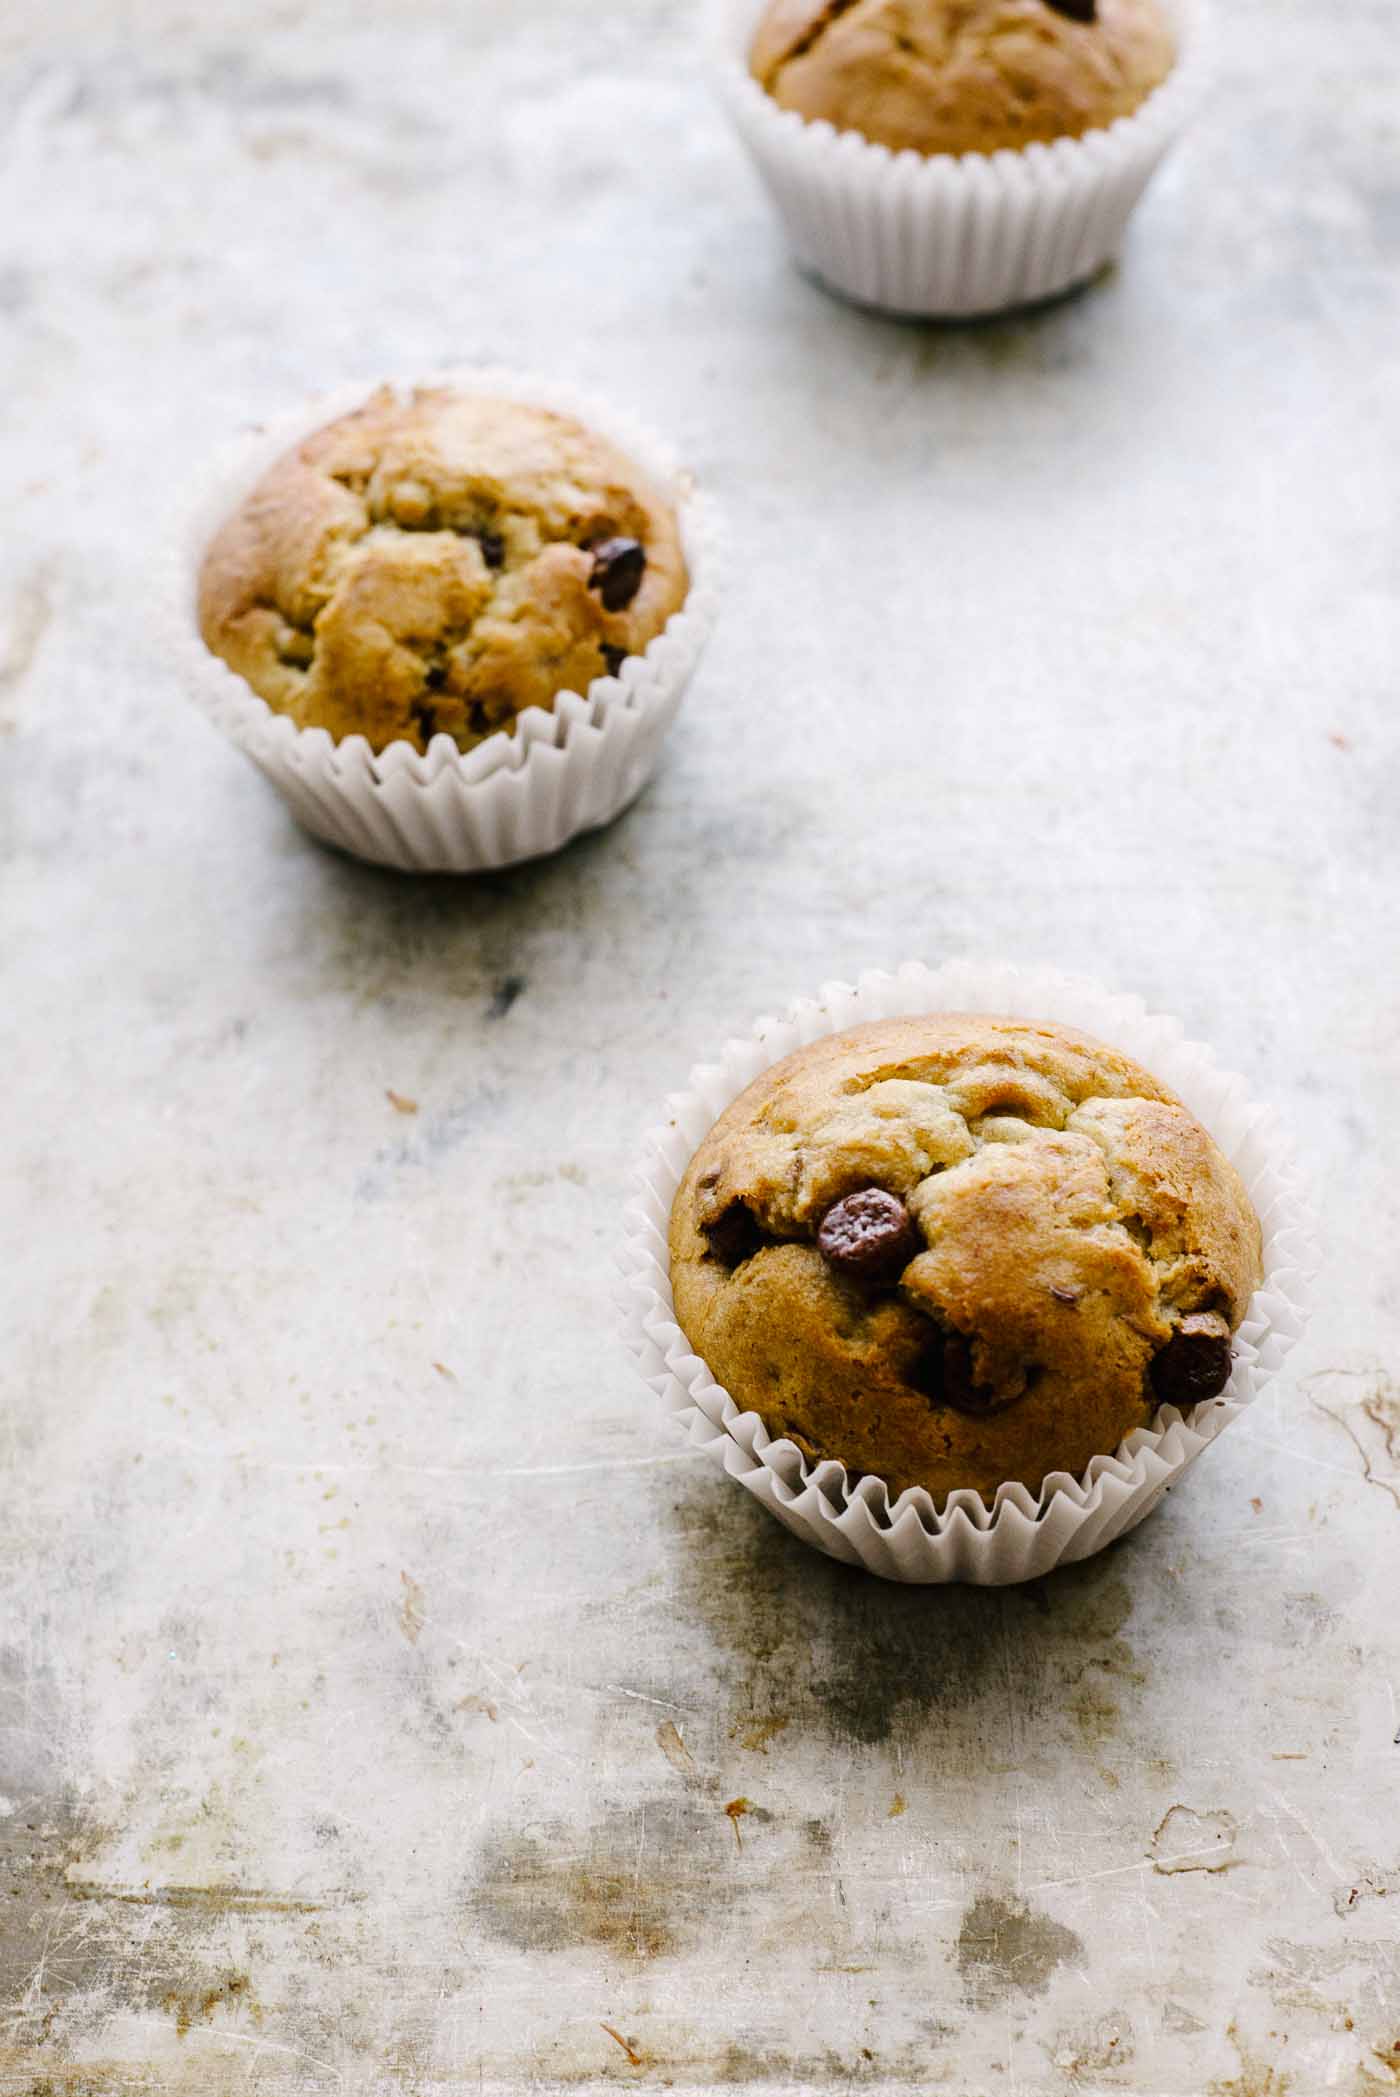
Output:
[
  {"xmin": 749, "ymin": 0, "xmax": 1177, "ymax": 158},
  {"xmin": 197, "ymin": 386, "xmax": 690, "ymax": 756},
  {"xmin": 669, "ymin": 1015, "xmax": 1262, "ymax": 1504}
]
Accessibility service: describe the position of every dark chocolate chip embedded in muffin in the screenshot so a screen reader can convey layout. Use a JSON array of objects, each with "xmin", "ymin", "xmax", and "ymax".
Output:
[
  {"xmin": 588, "ymin": 536, "xmax": 648, "ymax": 613},
  {"xmin": 668, "ymin": 1015, "xmax": 1263, "ymax": 1504},
  {"xmin": 197, "ymin": 386, "xmax": 689, "ymax": 757},
  {"xmin": 817, "ymin": 1189, "xmax": 921, "ymax": 1284}
]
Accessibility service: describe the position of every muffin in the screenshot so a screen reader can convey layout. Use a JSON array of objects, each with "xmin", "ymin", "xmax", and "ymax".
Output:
[
  {"xmin": 669, "ymin": 1013, "xmax": 1263, "ymax": 1503},
  {"xmin": 748, "ymin": 0, "xmax": 1177, "ymax": 157},
  {"xmin": 197, "ymin": 385, "xmax": 690, "ymax": 758},
  {"xmin": 718, "ymin": 0, "xmax": 1195, "ymax": 317}
]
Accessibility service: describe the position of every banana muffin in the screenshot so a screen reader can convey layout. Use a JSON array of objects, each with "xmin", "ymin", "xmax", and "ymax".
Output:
[
  {"xmin": 669, "ymin": 1015, "xmax": 1262, "ymax": 1503},
  {"xmin": 748, "ymin": 0, "xmax": 1177, "ymax": 158},
  {"xmin": 197, "ymin": 385, "xmax": 690, "ymax": 757}
]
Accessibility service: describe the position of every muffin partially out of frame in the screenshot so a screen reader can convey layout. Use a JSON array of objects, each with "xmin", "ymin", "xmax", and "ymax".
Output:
[
  {"xmin": 669, "ymin": 1014, "xmax": 1262, "ymax": 1503},
  {"xmin": 748, "ymin": 0, "xmax": 1177, "ymax": 158},
  {"xmin": 197, "ymin": 384, "xmax": 690, "ymax": 757}
]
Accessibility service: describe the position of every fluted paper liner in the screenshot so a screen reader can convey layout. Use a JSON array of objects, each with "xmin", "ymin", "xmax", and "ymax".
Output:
[
  {"xmin": 621, "ymin": 962, "xmax": 1315, "ymax": 1584},
  {"xmin": 714, "ymin": 0, "xmax": 1207, "ymax": 317},
  {"xmin": 168, "ymin": 371, "xmax": 723, "ymax": 873}
]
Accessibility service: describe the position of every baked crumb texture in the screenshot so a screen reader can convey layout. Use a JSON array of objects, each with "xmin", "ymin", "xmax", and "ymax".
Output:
[
  {"xmin": 748, "ymin": 0, "xmax": 1177, "ymax": 157},
  {"xmin": 197, "ymin": 387, "xmax": 690, "ymax": 757},
  {"xmin": 669, "ymin": 1015, "xmax": 1263, "ymax": 1503}
]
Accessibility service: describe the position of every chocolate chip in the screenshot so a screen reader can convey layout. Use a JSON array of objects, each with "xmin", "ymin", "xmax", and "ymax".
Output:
[
  {"xmin": 478, "ymin": 529, "xmax": 505, "ymax": 569},
  {"xmin": 816, "ymin": 1189, "xmax": 920, "ymax": 1285},
  {"xmin": 588, "ymin": 536, "xmax": 647, "ymax": 612},
  {"xmin": 941, "ymin": 1333, "xmax": 1003, "ymax": 1416},
  {"xmin": 702, "ymin": 1200, "xmax": 764, "ymax": 1269},
  {"xmin": 1044, "ymin": 0, "xmax": 1096, "ymax": 18},
  {"xmin": 909, "ymin": 1328, "xmax": 1027, "ymax": 1417},
  {"xmin": 600, "ymin": 644, "xmax": 627, "ymax": 679},
  {"xmin": 1150, "ymin": 1312, "xmax": 1233, "ymax": 1408}
]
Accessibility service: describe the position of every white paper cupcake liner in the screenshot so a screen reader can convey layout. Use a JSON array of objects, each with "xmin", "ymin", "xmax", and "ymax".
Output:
[
  {"xmin": 621, "ymin": 962, "xmax": 1316, "ymax": 1585},
  {"xmin": 714, "ymin": 0, "xmax": 1207, "ymax": 317},
  {"xmin": 165, "ymin": 370, "xmax": 724, "ymax": 873}
]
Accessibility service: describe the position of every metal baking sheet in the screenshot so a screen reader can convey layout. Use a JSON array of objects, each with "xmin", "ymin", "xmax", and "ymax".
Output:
[{"xmin": 1, "ymin": 0, "xmax": 1395, "ymax": 2090}]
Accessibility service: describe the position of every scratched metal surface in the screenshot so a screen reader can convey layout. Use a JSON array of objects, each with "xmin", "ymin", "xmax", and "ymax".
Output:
[{"xmin": 1, "ymin": 0, "xmax": 1398, "ymax": 2091}]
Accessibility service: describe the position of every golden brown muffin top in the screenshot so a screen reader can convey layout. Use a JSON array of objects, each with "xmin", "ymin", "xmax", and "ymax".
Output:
[
  {"xmin": 197, "ymin": 386, "xmax": 690, "ymax": 757},
  {"xmin": 749, "ymin": 0, "xmax": 1177, "ymax": 157},
  {"xmin": 669, "ymin": 1015, "xmax": 1262, "ymax": 1503}
]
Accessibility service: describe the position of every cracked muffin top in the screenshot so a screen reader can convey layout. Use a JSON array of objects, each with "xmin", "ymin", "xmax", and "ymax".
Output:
[
  {"xmin": 748, "ymin": 0, "xmax": 1177, "ymax": 158},
  {"xmin": 669, "ymin": 1015, "xmax": 1262, "ymax": 1504},
  {"xmin": 197, "ymin": 385, "xmax": 690, "ymax": 757}
]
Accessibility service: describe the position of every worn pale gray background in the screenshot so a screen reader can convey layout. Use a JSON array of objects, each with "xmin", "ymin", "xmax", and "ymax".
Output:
[{"xmin": 1, "ymin": 0, "xmax": 1398, "ymax": 2092}]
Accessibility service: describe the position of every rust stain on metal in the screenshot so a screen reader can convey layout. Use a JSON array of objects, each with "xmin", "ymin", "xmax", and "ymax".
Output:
[
  {"xmin": 656, "ymin": 1719, "xmax": 697, "ymax": 1781},
  {"xmin": 724, "ymin": 1798, "xmax": 752, "ymax": 1851},
  {"xmin": 399, "ymin": 1569, "xmax": 426, "ymax": 1645},
  {"xmin": 466, "ymin": 1808, "xmax": 721, "ymax": 1960},
  {"xmin": 160, "ymin": 1969, "xmax": 256, "ymax": 2038},
  {"xmin": 1049, "ymin": 2010, "xmax": 1133, "ymax": 2080},
  {"xmin": 66, "ymin": 1879, "xmax": 358, "ymax": 1912},
  {"xmin": 1334, "ymin": 1866, "xmax": 1399, "ymax": 1915},
  {"xmin": 600, "ymin": 2022, "xmax": 646, "ymax": 2066},
  {"xmin": 1069, "ymin": 1682, "xmax": 1122, "ymax": 1746},
  {"xmin": 732, "ymin": 1714, "xmax": 789, "ymax": 1754},
  {"xmin": 456, "ymin": 1694, "xmax": 500, "ymax": 1722},
  {"xmin": 1207, "ymin": 2022, "xmax": 1291, "ymax": 2096},
  {"xmin": 1150, "ymin": 1805, "xmax": 1242, "ymax": 1877}
]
